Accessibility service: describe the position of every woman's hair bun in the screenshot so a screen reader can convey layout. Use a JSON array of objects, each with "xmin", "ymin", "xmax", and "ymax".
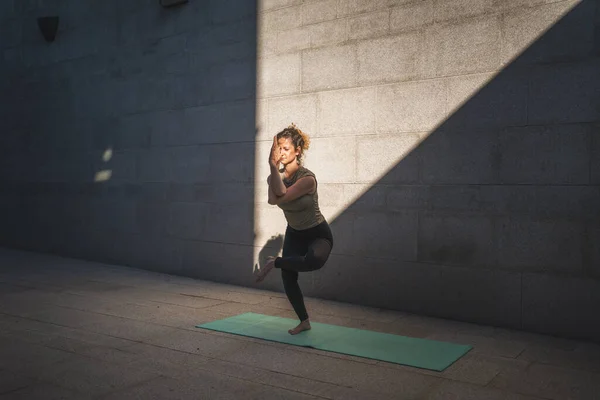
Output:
[{"xmin": 288, "ymin": 123, "xmax": 310, "ymax": 151}]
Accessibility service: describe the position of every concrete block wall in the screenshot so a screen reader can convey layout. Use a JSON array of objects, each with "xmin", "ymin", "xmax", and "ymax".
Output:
[
  {"xmin": 254, "ymin": 0, "xmax": 600, "ymax": 341},
  {"xmin": 0, "ymin": 0, "xmax": 259, "ymax": 286},
  {"xmin": 0, "ymin": 0, "xmax": 598, "ymax": 341}
]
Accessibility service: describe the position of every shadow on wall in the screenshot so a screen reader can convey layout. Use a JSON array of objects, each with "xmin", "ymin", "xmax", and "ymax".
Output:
[
  {"xmin": 255, "ymin": 234, "xmax": 284, "ymax": 274},
  {"xmin": 0, "ymin": 1, "xmax": 259, "ymax": 286},
  {"xmin": 312, "ymin": 1, "xmax": 599, "ymax": 341}
]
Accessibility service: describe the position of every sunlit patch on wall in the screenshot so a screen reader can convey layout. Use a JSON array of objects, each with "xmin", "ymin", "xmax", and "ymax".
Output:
[
  {"xmin": 94, "ymin": 147, "xmax": 113, "ymax": 182},
  {"xmin": 251, "ymin": 0, "xmax": 582, "ymax": 271}
]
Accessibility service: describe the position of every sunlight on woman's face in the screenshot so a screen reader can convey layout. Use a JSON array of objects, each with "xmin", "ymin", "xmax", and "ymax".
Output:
[{"xmin": 277, "ymin": 137, "xmax": 300, "ymax": 165}]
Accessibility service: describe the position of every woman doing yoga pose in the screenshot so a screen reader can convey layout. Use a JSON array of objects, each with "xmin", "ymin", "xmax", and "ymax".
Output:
[{"xmin": 255, "ymin": 124, "xmax": 333, "ymax": 335}]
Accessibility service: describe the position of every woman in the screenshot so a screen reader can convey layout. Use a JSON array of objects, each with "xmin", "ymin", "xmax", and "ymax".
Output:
[{"xmin": 255, "ymin": 123, "xmax": 334, "ymax": 335}]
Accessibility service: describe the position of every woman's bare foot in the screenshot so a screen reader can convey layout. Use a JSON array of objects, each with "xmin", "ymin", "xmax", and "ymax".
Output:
[
  {"xmin": 289, "ymin": 319, "xmax": 311, "ymax": 335},
  {"xmin": 255, "ymin": 256, "xmax": 276, "ymax": 283}
]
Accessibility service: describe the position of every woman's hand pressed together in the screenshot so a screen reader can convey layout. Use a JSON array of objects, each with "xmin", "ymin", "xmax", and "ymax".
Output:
[{"xmin": 269, "ymin": 135, "xmax": 281, "ymax": 167}]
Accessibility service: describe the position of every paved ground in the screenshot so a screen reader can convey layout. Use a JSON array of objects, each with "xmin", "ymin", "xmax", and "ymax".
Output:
[{"xmin": 0, "ymin": 247, "xmax": 599, "ymax": 400}]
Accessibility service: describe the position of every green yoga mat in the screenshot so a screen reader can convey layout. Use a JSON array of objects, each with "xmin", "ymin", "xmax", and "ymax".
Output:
[{"xmin": 196, "ymin": 312, "xmax": 472, "ymax": 371}]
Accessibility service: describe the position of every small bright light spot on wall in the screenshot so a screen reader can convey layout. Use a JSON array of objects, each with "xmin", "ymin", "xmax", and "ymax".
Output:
[
  {"xmin": 95, "ymin": 147, "xmax": 113, "ymax": 182},
  {"xmin": 94, "ymin": 170, "xmax": 112, "ymax": 182},
  {"xmin": 102, "ymin": 148, "xmax": 113, "ymax": 162}
]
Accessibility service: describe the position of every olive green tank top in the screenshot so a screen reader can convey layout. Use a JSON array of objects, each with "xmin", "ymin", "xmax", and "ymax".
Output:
[{"xmin": 277, "ymin": 167, "xmax": 325, "ymax": 230}]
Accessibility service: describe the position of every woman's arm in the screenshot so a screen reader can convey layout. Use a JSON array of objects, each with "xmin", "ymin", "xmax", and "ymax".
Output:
[
  {"xmin": 267, "ymin": 175, "xmax": 280, "ymax": 204},
  {"xmin": 268, "ymin": 176, "xmax": 315, "ymax": 205},
  {"xmin": 267, "ymin": 136, "xmax": 287, "ymax": 196},
  {"xmin": 268, "ymin": 165, "xmax": 286, "ymax": 196}
]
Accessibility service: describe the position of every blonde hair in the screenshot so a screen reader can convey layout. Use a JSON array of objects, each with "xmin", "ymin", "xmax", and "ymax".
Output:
[{"xmin": 276, "ymin": 123, "xmax": 310, "ymax": 164}]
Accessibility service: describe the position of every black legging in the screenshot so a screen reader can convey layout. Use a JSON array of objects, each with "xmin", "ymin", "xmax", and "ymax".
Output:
[{"xmin": 274, "ymin": 221, "xmax": 333, "ymax": 322}]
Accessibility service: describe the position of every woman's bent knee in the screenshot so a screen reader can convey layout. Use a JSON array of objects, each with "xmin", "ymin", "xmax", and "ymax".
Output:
[{"xmin": 305, "ymin": 253, "xmax": 326, "ymax": 271}]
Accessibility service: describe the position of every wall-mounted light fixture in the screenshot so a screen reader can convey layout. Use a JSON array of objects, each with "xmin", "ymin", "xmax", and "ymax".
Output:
[
  {"xmin": 37, "ymin": 16, "xmax": 59, "ymax": 42},
  {"xmin": 38, "ymin": 16, "xmax": 58, "ymax": 42},
  {"xmin": 159, "ymin": 0, "xmax": 188, "ymax": 7}
]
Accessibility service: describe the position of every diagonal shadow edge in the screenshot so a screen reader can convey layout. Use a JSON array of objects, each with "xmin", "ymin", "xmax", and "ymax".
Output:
[{"xmin": 260, "ymin": 1, "xmax": 599, "ymax": 341}]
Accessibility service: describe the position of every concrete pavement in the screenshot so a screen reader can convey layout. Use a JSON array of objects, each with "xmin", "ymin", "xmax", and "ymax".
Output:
[{"xmin": 0, "ymin": 247, "xmax": 599, "ymax": 399}]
